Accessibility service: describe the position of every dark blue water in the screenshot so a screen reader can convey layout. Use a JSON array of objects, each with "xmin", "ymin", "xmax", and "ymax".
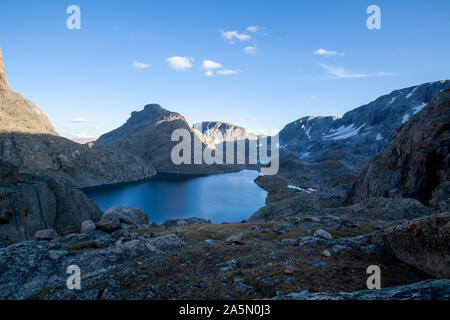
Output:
[{"xmin": 84, "ymin": 170, "xmax": 267, "ymax": 224}]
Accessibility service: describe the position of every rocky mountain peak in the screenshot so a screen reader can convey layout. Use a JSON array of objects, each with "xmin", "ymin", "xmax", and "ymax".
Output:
[
  {"xmin": 193, "ymin": 121, "xmax": 252, "ymax": 143},
  {"xmin": 0, "ymin": 46, "xmax": 57, "ymax": 135},
  {"xmin": 0, "ymin": 45, "xmax": 10, "ymax": 90}
]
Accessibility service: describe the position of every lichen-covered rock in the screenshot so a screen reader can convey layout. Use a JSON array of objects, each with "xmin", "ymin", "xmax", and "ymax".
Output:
[
  {"xmin": 375, "ymin": 213, "xmax": 450, "ymax": 278},
  {"xmin": 81, "ymin": 220, "xmax": 96, "ymax": 234},
  {"xmin": 34, "ymin": 229, "xmax": 57, "ymax": 241},
  {"xmin": 226, "ymin": 232, "xmax": 245, "ymax": 244},
  {"xmin": 104, "ymin": 207, "xmax": 149, "ymax": 226},
  {"xmin": 314, "ymin": 229, "xmax": 332, "ymax": 240},
  {"xmin": 0, "ymin": 231, "xmax": 188, "ymax": 299},
  {"xmin": 249, "ymin": 193, "xmax": 321, "ymax": 222},
  {"xmin": 429, "ymin": 182, "xmax": 450, "ymax": 213},
  {"xmin": 164, "ymin": 217, "xmax": 211, "ymax": 228},
  {"xmin": 325, "ymin": 197, "xmax": 431, "ymax": 222},
  {"xmin": 96, "ymin": 212, "xmax": 122, "ymax": 233}
]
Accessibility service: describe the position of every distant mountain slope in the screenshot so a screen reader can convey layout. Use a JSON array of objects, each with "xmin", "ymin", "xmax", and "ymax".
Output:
[
  {"xmin": 193, "ymin": 121, "xmax": 255, "ymax": 144},
  {"xmin": 280, "ymin": 80, "xmax": 450, "ymax": 162},
  {"xmin": 346, "ymin": 88, "xmax": 450, "ymax": 205},
  {"xmin": 274, "ymin": 80, "xmax": 450, "ymax": 204}
]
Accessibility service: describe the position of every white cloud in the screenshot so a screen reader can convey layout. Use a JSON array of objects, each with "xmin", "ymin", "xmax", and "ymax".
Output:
[
  {"xmin": 73, "ymin": 131, "xmax": 94, "ymax": 139},
  {"xmin": 133, "ymin": 60, "xmax": 151, "ymax": 69},
  {"xmin": 244, "ymin": 46, "xmax": 256, "ymax": 55},
  {"xmin": 217, "ymin": 69, "xmax": 241, "ymax": 76},
  {"xmin": 246, "ymin": 26, "xmax": 259, "ymax": 33},
  {"xmin": 320, "ymin": 64, "xmax": 398, "ymax": 79},
  {"xmin": 220, "ymin": 30, "xmax": 251, "ymax": 43},
  {"xmin": 314, "ymin": 49, "xmax": 344, "ymax": 57},
  {"xmin": 166, "ymin": 56, "xmax": 194, "ymax": 70},
  {"xmin": 201, "ymin": 60, "xmax": 223, "ymax": 70},
  {"xmin": 377, "ymin": 71, "xmax": 400, "ymax": 77},
  {"xmin": 204, "ymin": 70, "xmax": 213, "ymax": 77},
  {"xmin": 69, "ymin": 117, "xmax": 90, "ymax": 123},
  {"xmin": 320, "ymin": 64, "xmax": 368, "ymax": 79}
]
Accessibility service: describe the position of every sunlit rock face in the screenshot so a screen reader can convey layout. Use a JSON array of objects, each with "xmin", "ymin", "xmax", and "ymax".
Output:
[
  {"xmin": 0, "ymin": 46, "xmax": 10, "ymax": 90},
  {"xmin": 0, "ymin": 46, "xmax": 57, "ymax": 136}
]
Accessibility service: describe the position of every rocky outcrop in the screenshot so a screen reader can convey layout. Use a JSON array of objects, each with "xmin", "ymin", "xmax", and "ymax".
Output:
[
  {"xmin": 249, "ymin": 192, "xmax": 321, "ymax": 222},
  {"xmin": 430, "ymin": 182, "xmax": 450, "ymax": 212},
  {"xmin": 373, "ymin": 213, "xmax": 450, "ymax": 278},
  {"xmin": 0, "ymin": 46, "xmax": 56, "ymax": 135},
  {"xmin": 0, "ymin": 133, "xmax": 156, "ymax": 188},
  {"xmin": 0, "ymin": 46, "xmax": 10, "ymax": 90},
  {"xmin": 325, "ymin": 197, "xmax": 431, "ymax": 222},
  {"xmin": 346, "ymin": 88, "xmax": 450, "ymax": 205},
  {"xmin": 104, "ymin": 207, "xmax": 149, "ymax": 226},
  {"xmin": 254, "ymin": 175, "xmax": 297, "ymax": 204},
  {"xmin": 0, "ymin": 161, "xmax": 103, "ymax": 247},
  {"xmin": 0, "ymin": 231, "xmax": 188, "ymax": 299},
  {"xmin": 274, "ymin": 280, "xmax": 450, "ymax": 300},
  {"xmin": 164, "ymin": 217, "xmax": 211, "ymax": 228}
]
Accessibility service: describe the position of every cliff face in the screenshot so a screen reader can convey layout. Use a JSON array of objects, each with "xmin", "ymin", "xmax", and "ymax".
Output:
[
  {"xmin": 0, "ymin": 46, "xmax": 10, "ymax": 90},
  {"xmin": 0, "ymin": 161, "xmax": 103, "ymax": 247},
  {"xmin": 346, "ymin": 88, "xmax": 450, "ymax": 205},
  {"xmin": 0, "ymin": 133, "xmax": 156, "ymax": 188}
]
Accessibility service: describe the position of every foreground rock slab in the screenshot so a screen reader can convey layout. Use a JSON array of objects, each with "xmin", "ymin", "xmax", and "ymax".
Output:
[
  {"xmin": 274, "ymin": 279, "xmax": 450, "ymax": 300},
  {"xmin": 374, "ymin": 213, "xmax": 450, "ymax": 278}
]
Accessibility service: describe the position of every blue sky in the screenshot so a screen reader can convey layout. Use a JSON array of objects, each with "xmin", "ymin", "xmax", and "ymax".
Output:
[{"xmin": 0, "ymin": 0, "xmax": 449, "ymax": 140}]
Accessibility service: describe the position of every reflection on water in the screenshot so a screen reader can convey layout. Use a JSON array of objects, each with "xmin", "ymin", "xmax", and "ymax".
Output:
[{"xmin": 84, "ymin": 170, "xmax": 267, "ymax": 224}]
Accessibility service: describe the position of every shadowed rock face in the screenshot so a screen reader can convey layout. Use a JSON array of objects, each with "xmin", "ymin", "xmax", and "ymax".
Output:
[
  {"xmin": 374, "ymin": 213, "xmax": 450, "ymax": 278},
  {"xmin": 346, "ymin": 88, "xmax": 450, "ymax": 205},
  {"xmin": 0, "ymin": 161, "xmax": 103, "ymax": 247},
  {"xmin": 0, "ymin": 132, "xmax": 156, "ymax": 188}
]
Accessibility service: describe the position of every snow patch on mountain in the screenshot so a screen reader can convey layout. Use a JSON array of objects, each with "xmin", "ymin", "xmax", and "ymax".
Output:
[
  {"xmin": 406, "ymin": 86, "xmax": 418, "ymax": 99},
  {"xmin": 402, "ymin": 114, "xmax": 411, "ymax": 124},
  {"xmin": 323, "ymin": 124, "xmax": 365, "ymax": 141},
  {"xmin": 413, "ymin": 103, "xmax": 428, "ymax": 115}
]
